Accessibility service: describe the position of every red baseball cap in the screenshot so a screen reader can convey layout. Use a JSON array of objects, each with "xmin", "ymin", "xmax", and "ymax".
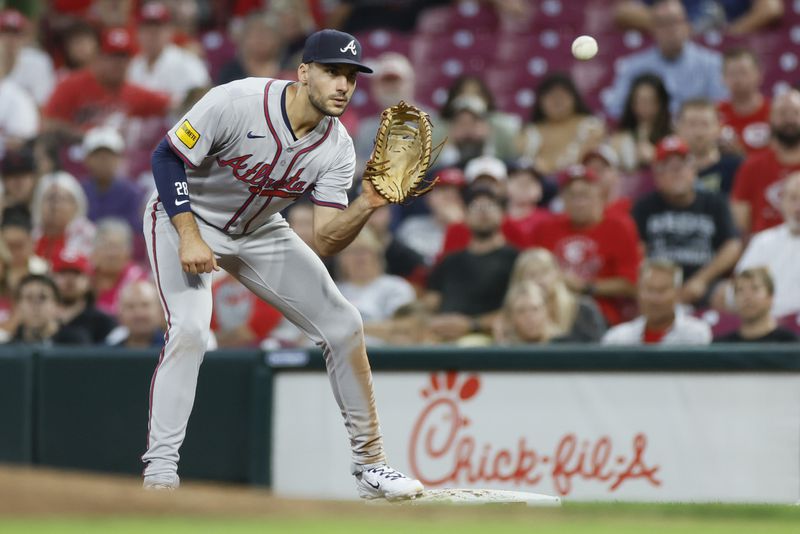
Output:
[
  {"xmin": 654, "ymin": 135, "xmax": 690, "ymax": 163},
  {"xmin": 0, "ymin": 9, "xmax": 27, "ymax": 32},
  {"xmin": 436, "ymin": 167, "xmax": 466, "ymax": 187},
  {"xmin": 140, "ymin": 2, "xmax": 171, "ymax": 24},
  {"xmin": 101, "ymin": 27, "xmax": 136, "ymax": 56},
  {"xmin": 558, "ymin": 164, "xmax": 600, "ymax": 189},
  {"xmin": 52, "ymin": 254, "xmax": 92, "ymax": 275}
]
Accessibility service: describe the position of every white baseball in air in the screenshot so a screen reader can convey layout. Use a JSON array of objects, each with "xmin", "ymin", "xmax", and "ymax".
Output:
[{"xmin": 571, "ymin": 35, "xmax": 598, "ymax": 60}]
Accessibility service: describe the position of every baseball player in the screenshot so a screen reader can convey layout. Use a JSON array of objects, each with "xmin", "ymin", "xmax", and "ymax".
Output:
[{"xmin": 142, "ymin": 29, "xmax": 424, "ymax": 500}]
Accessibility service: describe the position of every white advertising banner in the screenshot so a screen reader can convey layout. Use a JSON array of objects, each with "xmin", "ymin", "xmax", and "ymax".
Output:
[{"xmin": 272, "ymin": 371, "xmax": 800, "ymax": 503}]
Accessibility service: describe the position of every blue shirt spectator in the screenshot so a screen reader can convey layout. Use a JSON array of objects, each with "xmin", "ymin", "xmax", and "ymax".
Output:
[
  {"xmin": 605, "ymin": 0, "xmax": 728, "ymax": 119},
  {"xmin": 80, "ymin": 127, "xmax": 143, "ymax": 234}
]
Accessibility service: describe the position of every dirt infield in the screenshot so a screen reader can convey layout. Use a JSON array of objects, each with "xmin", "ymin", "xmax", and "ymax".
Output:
[{"xmin": 0, "ymin": 465, "xmax": 368, "ymax": 518}]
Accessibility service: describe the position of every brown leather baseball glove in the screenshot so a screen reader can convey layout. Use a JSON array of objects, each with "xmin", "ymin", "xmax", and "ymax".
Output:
[{"xmin": 363, "ymin": 101, "xmax": 443, "ymax": 203}]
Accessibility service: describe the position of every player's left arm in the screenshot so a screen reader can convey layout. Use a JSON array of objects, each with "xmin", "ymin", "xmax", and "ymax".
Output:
[{"xmin": 312, "ymin": 179, "xmax": 387, "ymax": 256}]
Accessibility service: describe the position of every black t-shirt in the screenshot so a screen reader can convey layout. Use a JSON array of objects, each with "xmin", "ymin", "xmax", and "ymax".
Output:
[
  {"xmin": 428, "ymin": 246, "xmax": 518, "ymax": 315},
  {"xmin": 11, "ymin": 323, "xmax": 92, "ymax": 345},
  {"xmin": 66, "ymin": 305, "xmax": 118, "ymax": 344},
  {"xmin": 385, "ymin": 238, "xmax": 426, "ymax": 279},
  {"xmin": 696, "ymin": 153, "xmax": 743, "ymax": 195},
  {"xmin": 632, "ymin": 190, "xmax": 738, "ymax": 279},
  {"xmin": 714, "ymin": 327, "xmax": 799, "ymax": 343}
]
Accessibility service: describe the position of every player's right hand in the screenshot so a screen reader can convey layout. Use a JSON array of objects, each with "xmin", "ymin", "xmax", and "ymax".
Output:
[{"xmin": 179, "ymin": 235, "xmax": 220, "ymax": 274}]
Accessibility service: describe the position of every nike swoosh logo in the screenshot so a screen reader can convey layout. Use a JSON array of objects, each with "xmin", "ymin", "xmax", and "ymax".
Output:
[
  {"xmin": 366, "ymin": 481, "xmax": 380, "ymax": 490},
  {"xmin": 247, "ymin": 131, "xmax": 266, "ymax": 139},
  {"xmin": 175, "ymin": 199, "xmax": 190, "ymax": 206}
]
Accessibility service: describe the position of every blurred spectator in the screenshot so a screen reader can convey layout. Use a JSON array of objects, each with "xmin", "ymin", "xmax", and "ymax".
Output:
[
  {"xmin": 89, "ymin": 0, "xmax": 136, "ymax": 28},
  {"xmin": 494, "ymin": 281, "xmax": 561, "ymax": 345},
  {"xmin": 57, "ymin": 19, "xmax": 100, "ymax": 76},
  {"xmin": 353, "ymin": 52, "xmax": 417, "ymax": 166},
  {"xmin": 492, "ymin": 0, "xmax": 534, "ymax": 32},
  {"xmin": 605, "ymin": 0, "xmax": 728, "ymax": 119},
  {"xmin": 128, "ymin": 2, "xmax": 210, "ymax": 106},
  {"xmin": 734, "ymin": 172, "xmax": 800, "ymax": 318},
  {"xmin": 0, "ymin": 78, "xmax": 38, "ymax": 159},
  {"xmin": 0, "ymin": 9, "xmax": 56, "ymax": 106},
  {"xmin": 676, "ymin": 99, "xmax": 742, "ymax": 194},
  {"xmin": 718, "ymin": 47, "xmax": 771, "ymax": 155},
  {"xmin": 365, "ymin": 205, "xmax": 427, "ymax": 284},
  {"xmin": 264, "ymin": 0, "xmax": 320, "ymax": 70},
  {"xmin": 464, "ymin": 155, "xmax": 508, "ymax": 197},
  {"xmin": 436, "ymin": 95, "xmax": 496, "ymax": 169},
  {"xmin": 715, "ymin": 267, "xmax": 798, "ymax": 342},
  {"xmin": 613, "ymin": 0, "xmax": 783, "ymax": 35},
  {"xmin": 329, "ymin": 0, "xmax": 443, "ymax": 34},
  {"xmin": 632, "ymin": 136, "xmax": 741, "ymax": 304},
  {"xmin": 437, "ymin": 75, "xmax": 520, "ymax": 164},
  {"xmin": 10, "ymin": 273, "xmax": 90, "ymax": 345},
  {"xmin": 1, "ymin": 144, "xmax": 38, "ymax": 209},
  {"xmin": 0, "ymin": 205, "xmax": 48, "ymax": 292},
  {"xmin": 530, "ymin": 165, "xmax": 639, "ymax": 325},
  {"xmin": 731, "ymin": 89, "xmax": 800, "ymax": 235},
  {"xmin": 517, "ymin": 73, "xmax": 605, "ymax": 175},
  {"xmin": 396, "ymin": 168, "xmax": 466, "ymax": 266},
  {"xmin": 210, "ymin": 271, "xmax": 283, "ymax": 347},
  {"xmin": 602, "ymin": 259, "xmax": 712, "ymax": 344},
  {"xmin": 106, "ymin": 280, "xmax": 164, "ymax": 348},
  {"xmin": 80, "ymin": 126, "xmax": 143, "ymax": 232},
  {"xmin": 216, "ymin": 12, "xmax": 284, "ymax": 85},
  {"xmin": 336, "ymin": 227, "xmax": 416, "ymax": 335},
  {"xmin": 91, "ymin": 218, "xmax": 147, "ymax": 316},
  {"xmin": 439, "ymin": 157, "xmax": 539, "ymax": 255},
  {"xmin": 51, "ymin": 252, "xmax": 116, "ymax": 344},
  {"xmin": 507, "ymin": 248, "xmax": 607, "ymax": 342},
  {"xmin": 43, "ymin": 27, "xmax": 170, "ymax": 141},
  {"xmin": 503, "ymin": 163, "xmax": 551, "ymax": 241},
  {"xmin": 425, "ymin": 188, "xmax": 518, "ymax": 341},
  {"xmin": 31, "ymin": 171, "xmax": 96, "ymax": 265},
  {"xmin": 610, "ymin": 73, "xmax": 672, "ymax": 173},
  {"xmin": 582, "ymin": 146, "xmax": 637, "ymax": 221}
]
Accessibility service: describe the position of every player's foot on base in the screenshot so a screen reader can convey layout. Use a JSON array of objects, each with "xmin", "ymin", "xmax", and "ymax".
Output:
[
  {"xmin": 354, "ymin": 463, "xmax": 424, "ymax": 501},
  {"xmin": 143, "ymin": 476, "xmax": 179, "ymax": 491}
]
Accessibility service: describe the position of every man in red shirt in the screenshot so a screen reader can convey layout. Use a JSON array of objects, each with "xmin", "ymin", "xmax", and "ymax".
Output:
[
  {"xmin": 731, "ymin": 89, "xmax": 800, "ymax": 236},
  {"xmin": 717, "ymin": 47, "xmax": 771, "ymax": 156},
  {"xmin": 44, "ymin": 27, "xmax": 170, "ymax": 140},
  {"xmin": 530, "ymin": 165, "xmax": 640, "ymax": 325}
]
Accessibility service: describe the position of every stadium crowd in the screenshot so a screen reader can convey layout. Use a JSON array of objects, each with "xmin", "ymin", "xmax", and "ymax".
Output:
[{"xmin": 0, "ymin": 0, "xmax": 797, "ymax": 348}]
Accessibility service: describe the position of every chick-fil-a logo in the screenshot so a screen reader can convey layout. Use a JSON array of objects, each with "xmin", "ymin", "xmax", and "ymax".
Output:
[{"xmin": 408, "ymin": 372, "xmax": 661, "ymax": 496}]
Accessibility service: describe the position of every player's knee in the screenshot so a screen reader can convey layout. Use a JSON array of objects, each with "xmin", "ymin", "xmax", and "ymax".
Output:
[
  {"xmin": 326, "ymin": 301, "xmax": 364, "ymax": 348},
  {"xmin": 169, "ymin": 322, "xmax": 210, "ymax": 353}
]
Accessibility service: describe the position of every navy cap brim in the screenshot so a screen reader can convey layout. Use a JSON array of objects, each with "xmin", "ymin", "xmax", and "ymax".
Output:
[{"xmin": 311, "ymin": 57, "xmax": 373, "ymax": 74}]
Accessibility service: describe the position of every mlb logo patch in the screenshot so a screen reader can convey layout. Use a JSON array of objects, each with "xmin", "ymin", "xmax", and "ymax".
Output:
[{"xmin": 177, "ymin": 120, "xmax": 200, "ymax": 149}]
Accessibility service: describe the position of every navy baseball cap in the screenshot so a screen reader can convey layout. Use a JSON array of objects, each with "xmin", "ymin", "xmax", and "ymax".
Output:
[{"xmin": 302, "ymin": 29, "xmax": 373, "ymax": 74}]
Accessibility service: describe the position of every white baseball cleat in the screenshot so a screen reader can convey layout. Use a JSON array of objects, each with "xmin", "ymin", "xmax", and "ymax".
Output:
[
  {"xmin": 143, "ymin": 476, "xmax": 179, "ymax": 491},
  {"xmin": 354, "ymin": 463, "xmax": 424, "ymax": 501}
]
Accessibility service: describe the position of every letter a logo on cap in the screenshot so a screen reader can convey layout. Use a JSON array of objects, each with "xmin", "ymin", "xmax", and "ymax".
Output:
[{"xmin": 340, "ymin": 40, "xmax": 357, "ymax": 55}]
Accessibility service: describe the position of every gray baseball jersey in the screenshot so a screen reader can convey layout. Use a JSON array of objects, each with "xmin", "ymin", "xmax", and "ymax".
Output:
[
  {"xmin": 142, "ymin": 77, "xmax": 385, "ymax": 487},
  {"xmin": 163, "ymin": 77, "xmax": 355, "ymax": 234}
]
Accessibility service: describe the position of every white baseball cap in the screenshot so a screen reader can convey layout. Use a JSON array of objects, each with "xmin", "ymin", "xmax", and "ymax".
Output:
[
  {"xmin": 374, "ymin": 52, "xmax": 413, "ymax": 81},
  {"xmin": 464, "ymin": 155, "xmax": 507, "ymax": 183},
  {"xmin": 82, "ymin": 127, "xmax": 125, "ymax": 155}
]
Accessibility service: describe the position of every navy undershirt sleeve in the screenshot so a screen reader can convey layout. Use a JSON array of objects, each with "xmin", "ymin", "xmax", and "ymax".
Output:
[{"xmin": 152, "ymin": 137, "xmax": 191, "ymax": 218}]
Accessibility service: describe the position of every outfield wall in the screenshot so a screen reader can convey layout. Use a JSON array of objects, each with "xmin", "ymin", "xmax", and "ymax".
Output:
[{"xmin": 1, "ymin": 345, "xmax": 799, "ymax": 503}]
